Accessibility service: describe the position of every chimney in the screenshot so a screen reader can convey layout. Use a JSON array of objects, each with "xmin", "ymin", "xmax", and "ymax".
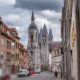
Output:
[{"xmin": 0, "ymin": 17, "xmax": 2, "ymax": 21}]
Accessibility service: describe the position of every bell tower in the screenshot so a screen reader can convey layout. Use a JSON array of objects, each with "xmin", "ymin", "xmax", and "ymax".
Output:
[{"xmin": 27, "ymin": 12, "xmax": 41, "ymax": 69}]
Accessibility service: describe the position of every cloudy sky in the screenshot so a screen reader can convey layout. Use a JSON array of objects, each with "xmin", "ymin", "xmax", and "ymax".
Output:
[{"xmin": 0, "ymin": 0, "xmax": 63, "ymax": 48}]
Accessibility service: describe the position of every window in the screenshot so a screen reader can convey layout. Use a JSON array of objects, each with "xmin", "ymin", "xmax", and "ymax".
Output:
[
  {"xmin": 11, "ymin": 53, "xmax": 14, "ymax": 59},
  {"xmin": 16, "ymin": 42, "xmax": 17, "ymax": 48},
  {"xmin": 45, "ymin": 39, "xmax": 46, "ymax": 42},
  {"xmin": 0, "ymin": 51, "xmax": 4, "ymax": 59},
  {"xmin": 31, "ymin": 51, "xmax": 33, "ymax": 55},
  {"xmin": 7, "ymin": 30, "xmax": 10, "ymax": 35},
  {"xmin": 2, "ymin": 27, "xmax": 4, "ymax": 31},
  {"xmin": 36, "ymin": 32, "xmax": 37, "ymax": 41},
  {"xmin": 15, "ymin": 54, "xmax": 19, "ymax": 60},
  {"xmin": 16, "ymin": 54, "xmax": 17, "ymax": 60},
  {"xmin": 7, "ymin": 41, "xmax": 11, "ymax": 49},
  {"xmin": 31, "ymin": 35, "xmax": 33, "ymax": 42},
  {"xmin": 11, "ymin": 42, "xmax": 15, "ymax": 49},
  {"xmin": 31, "ymin": 44, "xmax": 33, "ymax": 48},
  {"xmin": 1, "ymin": 38, "xmax": 5, "ymax": 45},
  {"xmin": 7, "ymin": 53, "xmax": 11, "ymax": 61},
  {"xmin": 18, "ymin": 54, "xmax": 19, "ymax": 59},
  {"xmin": 16, "ymin": 42, "xmax": 19, "ymax": 49}
]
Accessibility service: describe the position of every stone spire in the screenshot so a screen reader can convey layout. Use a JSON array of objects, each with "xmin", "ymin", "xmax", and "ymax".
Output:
[
  {"xmin": 49, "ymin": 28, "xmax": 53, "ymax": 41},
  {"xmin": 42, "ymin": 24, "xmax": 47, "ymax": 34},
  {"xmin": 31, "ymin": 11, "xmax": 35, "ymax": 23},
  {"xmin": 40, "ymin": 28, "xmax": 43, "ymax": 34},
  {"xmin": 29, "ymin": 11, "xmax": 37, "ymax": 30}
]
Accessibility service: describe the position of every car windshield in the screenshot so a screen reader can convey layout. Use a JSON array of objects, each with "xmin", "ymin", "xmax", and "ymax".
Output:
[{"xmin": 19, "ymin": 70, "xmax": 26, "ymax": 73}]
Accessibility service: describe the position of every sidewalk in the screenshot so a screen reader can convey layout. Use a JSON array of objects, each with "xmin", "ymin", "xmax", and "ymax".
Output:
[
  {"xmin": 54, "ymin": 78, "xmax": 66, "ymax": 80},
  {"xmin": 53, "ymin": 73, "xmax": 66, "ymax": 80}
]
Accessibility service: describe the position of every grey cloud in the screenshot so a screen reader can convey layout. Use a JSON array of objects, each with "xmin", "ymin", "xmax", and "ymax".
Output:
[{"xmin": 14, "ymin": 0, "xmax": 63, "ymax": 12}]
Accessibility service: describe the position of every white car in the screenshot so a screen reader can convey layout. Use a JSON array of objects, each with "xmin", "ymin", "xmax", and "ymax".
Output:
[
  {"xmin": 34, "ymin": 69, "xmax": 41, "ymax": 74},
  {"xmin": 17, "ymin": 69, "xmax": 30, "ymax": 77}
]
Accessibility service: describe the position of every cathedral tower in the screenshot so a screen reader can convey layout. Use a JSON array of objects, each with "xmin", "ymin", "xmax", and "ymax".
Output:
[
  {"xmin": 49, "ymin": 28, "xmax": 53, "ymax": 43},
  {"xmin": 40, "ymin": 24, "xmax": 49, "ymax": 68},
  {"xmin": 28, "ymin": 12, "xmax": 40, "ymax": 69}
]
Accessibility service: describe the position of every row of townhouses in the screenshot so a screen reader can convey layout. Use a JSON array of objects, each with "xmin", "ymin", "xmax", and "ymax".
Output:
[
  {"xmin": 61, "ymin": 0, "xmax": 80, "ymax": 80},
  {"xmin": 0, "ymin": 17, "xmax": 32, "ymax": 74}
]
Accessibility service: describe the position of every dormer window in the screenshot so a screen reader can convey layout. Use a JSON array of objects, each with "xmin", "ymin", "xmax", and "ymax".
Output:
[
  {"xmin": 31, "ymin": 34, "xmax": 33, "ymax": 42},
  {"xmin": 7, "ymin": 30, "xmax": 10, "ymax": 35},
  {"xmin": 2, "ymin": 27, "xmax": 5, "ymax": 31},
  {"xmin": 11, "ymin": 42, "xmax": 15, "ymax": 49},
  {"xmin": 1, "ymin": 38, "xmax": 5, "ymax": 45}
]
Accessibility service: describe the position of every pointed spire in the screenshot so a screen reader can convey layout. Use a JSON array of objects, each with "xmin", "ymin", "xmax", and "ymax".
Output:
[
  {"xmin": 29, "ymin": 11, "xmax": 37, "ymax": 30},
  {"xmin": 40, "ymin": 28, "xmax": 43, "ymax": 33},
  {"xmin": 49, "ymin": 28, "xmax": 53, "ymax": 41},
  {"xmin": 43, "ymin": 24, "xmax": 47, "ymax": 33},
  {"xmin": 31, "ymin": 11, "xmax": 35, "ymax": 22}
]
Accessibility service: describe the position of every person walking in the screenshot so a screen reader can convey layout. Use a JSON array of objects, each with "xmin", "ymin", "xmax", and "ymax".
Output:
[{"xmin": 55, "ymin": 71, "xmax": 58, "ymax": 78}]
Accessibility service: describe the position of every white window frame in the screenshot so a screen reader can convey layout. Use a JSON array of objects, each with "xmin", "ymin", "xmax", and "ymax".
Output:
[
  {"xmin": 11, "ymin": 42, "xmax": 15, "ymax": 49},
  {"xmin": 1, "ymin": 38, "xmax": 5, "ymax": 45}
]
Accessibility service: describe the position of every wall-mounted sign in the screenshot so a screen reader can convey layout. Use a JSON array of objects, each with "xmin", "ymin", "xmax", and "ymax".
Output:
[{"xmin": 72, "ymin": 21, "xmax": 76, "ymax": 47}]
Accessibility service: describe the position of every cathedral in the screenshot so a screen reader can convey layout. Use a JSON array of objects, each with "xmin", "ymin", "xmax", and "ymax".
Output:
[{"xmin": 27, "ymin": 12, "xmax": 53, "ymax": 70}]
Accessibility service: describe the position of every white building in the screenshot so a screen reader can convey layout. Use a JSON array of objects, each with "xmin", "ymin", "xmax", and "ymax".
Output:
[{"xmin": 52, "ymin": 46, "xmax": 63, "ymax": 73}]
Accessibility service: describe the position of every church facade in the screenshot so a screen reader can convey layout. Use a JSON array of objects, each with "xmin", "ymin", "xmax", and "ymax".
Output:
[{"xmin": 27, "ymin": 12, "xmax": 53, "ymax": 70}]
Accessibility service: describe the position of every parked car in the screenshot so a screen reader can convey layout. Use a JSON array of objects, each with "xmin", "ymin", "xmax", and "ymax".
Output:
[
  {"xmin": 34, "ymin": 69, "xmax": 41, "ymax": 74},
  {"xmin": 17, "ymin": 69, "xmax": 30, "ymax": 77},
  {"xmin": 0, "ymin": 69, "xmax": 10, "ymax": 80}
]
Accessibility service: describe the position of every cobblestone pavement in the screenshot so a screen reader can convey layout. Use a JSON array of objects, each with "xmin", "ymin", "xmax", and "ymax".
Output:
[{"xmin": 11, "ymin": 72, "xmax": 66, "ymax": 80}]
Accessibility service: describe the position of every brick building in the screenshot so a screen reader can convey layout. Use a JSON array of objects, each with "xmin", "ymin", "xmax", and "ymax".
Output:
[{"xmin": 0, "ymin": 17, "xmax": 30, "ymax": 74}]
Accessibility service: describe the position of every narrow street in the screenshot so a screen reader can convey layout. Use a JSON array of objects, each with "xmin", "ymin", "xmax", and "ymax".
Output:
[{"xmin": 11, "ymin": 72, "xmax": 65, "ymax": 80}]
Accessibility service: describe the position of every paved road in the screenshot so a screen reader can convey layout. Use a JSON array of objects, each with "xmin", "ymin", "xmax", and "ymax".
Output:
[{"xmin": 11, "ymin": 72, "xmax": 64, "ymax": 80}]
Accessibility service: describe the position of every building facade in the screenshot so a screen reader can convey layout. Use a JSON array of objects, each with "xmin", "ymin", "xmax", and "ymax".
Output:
[
  {"xmin": 52, "ymin": 46, "xmax": 63, "ymax": 73},
  {"xmin": 61, "ymin": 0, "xmax": 80, "ymax": 80},
  {"xmin": 0, "ymin": 17, "xmax": 30, "ymax": 74},
  {"xmin": 40, "ymin": 24, "xmax": 49, "ymax": 69},
  {"xmin": 27, "ymin": 12, "xmax": 54, "ymax": 70}
]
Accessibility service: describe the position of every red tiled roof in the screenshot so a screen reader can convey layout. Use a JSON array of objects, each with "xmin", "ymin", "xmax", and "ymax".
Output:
[
  {"xmin": 0, "ymin": 17, "xmax": 2, "ymax": 21},
  {"xmin": 9, "ymin": 28, "xmax": 16, "ymax": 31},
  {"xmin": 25, "ymin": 49, "xmax": 28, "ymax": 52},
  {"xmin": 20, "ymin": 43, "xmax": 24, "ymax": 48},
  {"xmin": 54, "ymin": 46, "xmax": 59, "ymax": 51},
  {"xmin": 0, "ymin": 17, "xmax": 19, "ymax": 38}
]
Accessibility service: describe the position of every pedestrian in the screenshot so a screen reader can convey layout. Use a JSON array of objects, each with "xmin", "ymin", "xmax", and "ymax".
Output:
[{"xmin": 55, "ymin": 71, "xmax": 58, "ymax": 78}]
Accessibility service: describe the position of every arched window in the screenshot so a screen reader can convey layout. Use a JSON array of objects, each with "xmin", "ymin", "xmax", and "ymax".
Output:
[
  {"xmin": 31, "ymin": 51, "xmax": 33, "ymax": 55},
  {"xmin": 31, "ymin": 35, "xmax": 33, "ymax": 42}
]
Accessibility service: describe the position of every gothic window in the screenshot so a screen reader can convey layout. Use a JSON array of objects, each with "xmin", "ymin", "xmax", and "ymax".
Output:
[
  {"xmin": 7, "ymin": 41, "xmax": 11, "ymax": 49},
  {"xmin": 45, "ymin": 39, "xmax": 46, "ymax": 42},
  {"xmin": 1, "ymin": 38, "xmax": 5, "ymax": 45},
  {"xmin": 43, "ymin": 39, "xmax": 44, "ymax": 42},
  {"xmin": 31, "ymin": 35, "xmax": 33, "ymax": 42},
  {"xmin": 31, "ymin": 44, "xmax": 33, "ymax": 48},
  {"xmin": 31, "ymin": 51, "xmax": 33, "ymax": 55},
  {"xmin": 36, "ymin": 32, "xmax": 37, "ymax": 40},
  {"xmin": 0, "ymin": 51, "xmax": 4, "ymax": 60}
]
